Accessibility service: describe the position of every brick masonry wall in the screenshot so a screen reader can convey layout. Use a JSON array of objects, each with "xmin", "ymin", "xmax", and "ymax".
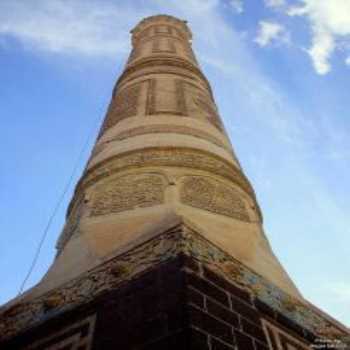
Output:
[
  {"xmin": 181, "ymin": 258, "xmax": 316, "ymax": 350},
  {"xmin": 1, "ymin": 255, "xmax": 316, "ymax": 349}
]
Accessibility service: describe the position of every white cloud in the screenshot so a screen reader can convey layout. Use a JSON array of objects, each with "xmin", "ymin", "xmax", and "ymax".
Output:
[
  {"xmin": 308, "ymin": 30, "xmax": 335, "ymax": 74},
  {"xmin": 229, "ymin": 0, "xmax": 244, "ymax": 14},
  {"xmin": 264, "ymin": 0, "xmax": 286, "ymax": 8},
  {"xmin": 288, "ymin": 0, "xmax": 350, "ymax": 74},
  {"xmin": 0, "ymin": 0, "xmax": 140, "ymax": 57},
  {"xmin": 346, "ymin": 56, "xmax": 350, "ymax": 66},
  {"xmin": 287, "ymin": 5, "xmax": 307, "ymax": 16},
  {"xmin": 255, "ymin": 21, "xmax": 289, "ymax": 47}
]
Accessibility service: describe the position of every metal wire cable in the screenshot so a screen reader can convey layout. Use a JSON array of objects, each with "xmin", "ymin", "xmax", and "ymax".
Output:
[{"xmin": 18, "ymin": 114, "xmax": 103, "ymax": 295}]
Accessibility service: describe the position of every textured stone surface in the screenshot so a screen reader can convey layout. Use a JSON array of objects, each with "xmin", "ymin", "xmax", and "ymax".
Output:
[
  {"xmin": 180, "ymin": 176, "xmax": 250, "ymax": 221},
  {"xmin": 90, "ymin": 173, "xmax": 166, "ymax": 216}
]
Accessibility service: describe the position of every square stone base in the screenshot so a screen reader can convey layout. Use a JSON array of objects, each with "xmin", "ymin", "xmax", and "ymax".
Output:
[
  {"xmin": 1, "ymin": 256, "xmax": 319, "ymax": 349},
  {"xmin": 1, "ymin": 225, "xmax": 348, "ymax": 349}
]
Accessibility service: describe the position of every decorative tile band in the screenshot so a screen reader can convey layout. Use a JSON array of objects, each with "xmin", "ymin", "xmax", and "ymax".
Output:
[{"xmin": 0, "ymin": 224, "xmax": 348, "ymax": 345}]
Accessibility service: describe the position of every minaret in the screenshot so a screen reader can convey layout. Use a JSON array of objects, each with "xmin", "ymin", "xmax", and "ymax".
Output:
[{"xmin": 1, "ymin": 15, "xmax": 349, "ymax": 349}]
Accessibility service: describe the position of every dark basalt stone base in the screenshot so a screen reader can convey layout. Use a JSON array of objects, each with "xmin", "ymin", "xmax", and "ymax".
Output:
[{"xmin": 1, "ymin": 255, "xmax": 319, "ymax": 349}]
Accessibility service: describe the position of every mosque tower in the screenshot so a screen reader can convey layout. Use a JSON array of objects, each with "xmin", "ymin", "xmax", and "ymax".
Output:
[{"xmin": 1, "ymin": 15, "xmax": 349, "ymax": 349}]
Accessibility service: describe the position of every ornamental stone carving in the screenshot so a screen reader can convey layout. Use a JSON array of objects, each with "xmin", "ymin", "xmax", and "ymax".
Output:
[
  {"xmin": 99, "ymin": 83, "xmax": 141, "ymax": 135},
  {"xmin": 146, "ymin": 78, "xmax": 187, "ymax": 116},
  {"xmin": 81, "ymin": 148, "xmax": 255, "ymax": 200},
  {"xmin": 180, "ymin": 176, "xmax": 250, "ymax": 221},
  {"xmin": 90, "ymin": 173, "xmax": 166, "ymax": 216}
]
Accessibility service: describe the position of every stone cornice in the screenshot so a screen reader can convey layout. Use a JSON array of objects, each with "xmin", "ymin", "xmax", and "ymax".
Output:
[
  {"xmin": 131, "ymin": 15, "xmax": 192, "ymax": 42},
  {"xmin": 114, "ymin": 57, "xmax": 213, "ymax": 100},
  {"xmin": 67, "ymin": 147, "xmax": 260, "ymax": 220}
]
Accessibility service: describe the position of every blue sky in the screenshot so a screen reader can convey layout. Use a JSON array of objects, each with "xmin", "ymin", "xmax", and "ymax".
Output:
[{"xmin": 0, "ymin": 0, "xmax": 349, "ymax": 326}]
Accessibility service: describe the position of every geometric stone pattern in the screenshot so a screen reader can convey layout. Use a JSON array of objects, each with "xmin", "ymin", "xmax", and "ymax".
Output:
[
  {"xmin": 144, "ymin": 77, "xmax": 224, "ymax": 130},
  {"xmin": 146, "ymin": 78, "xmax": 188, "ymax": 116},
  {"xmin": 180, "ymin": 176, "xmax": 250, "ymax": 221},
  {"xmin": 100, "ymin": 75, "xmax": 224, "ymax": 134},
  {"xmin": 151, "ymin": 37, "xmax": 176, "ymax": 53},
  {"xmin": 175, "ymin": 79, "xmax": 188, "ymax": 116},
  {"xmin": 262, "ymin": 320, "xmax": 310, "ymax": 349},
  {"xmin": 99, "ymin": 83, "xmax": 141, "ymax": 134},
  {"xmin": 23, "ymin": 314, "xmax": 96, "ymax": 350},
  {"xmin": 90, "ymin": 173, "xmax": 166, "ymax": 216}
]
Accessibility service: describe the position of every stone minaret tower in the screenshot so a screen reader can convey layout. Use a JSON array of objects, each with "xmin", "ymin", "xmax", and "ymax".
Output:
[{"xmin": 1, "ymin": 15, "xmax": 349, "ymax": 349}]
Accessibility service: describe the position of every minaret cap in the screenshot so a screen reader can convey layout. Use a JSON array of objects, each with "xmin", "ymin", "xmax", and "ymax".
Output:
[{"xmin": 130, "ymin": 14, "xmax": 192, "ymax": 45}]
